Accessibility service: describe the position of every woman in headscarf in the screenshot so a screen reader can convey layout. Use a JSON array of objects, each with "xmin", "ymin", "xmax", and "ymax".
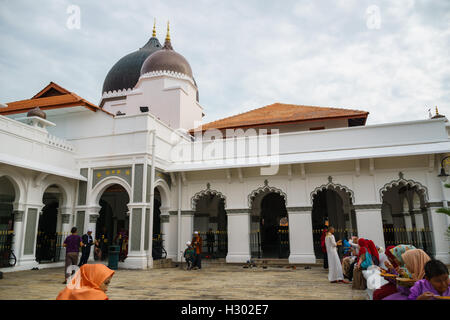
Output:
[
  {"xmin": 383, "ymin": 249, "xmax": 431, "ymax": 300},
  {"xmin": 365, "ymin": 240, "xmax": 379, "ymax": 266},
  {"xmin": 373, "ymin": 246, "xmax": 400, "ymax": 300},
  {"xmin": 352, "ymin": 238, "xmax": 369, "ymax": 290},
  {"xmin": 56, "ymin": 264, "xmax": 115, "ymax": 300},
  {"xmin": 390, "ymin": 244, "xmax": 415, "ymax": 267}
]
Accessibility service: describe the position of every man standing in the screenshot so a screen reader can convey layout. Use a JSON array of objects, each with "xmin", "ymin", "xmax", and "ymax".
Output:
[
  {"xmin": 191, "ymin": 231, "xmax": 203, "ymax": 270},
  {"xmin": 79, "ymin": 229, "xmax": 94, "ymax": 267},
  {"xmin": 63, "ymin": 227, "xmax": 83, "ymax": 284}
]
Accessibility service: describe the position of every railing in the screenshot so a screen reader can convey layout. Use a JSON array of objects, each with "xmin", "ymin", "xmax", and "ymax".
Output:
[
  {"xmin": 277, "ymin": 228, "xmax": 290, "ymax": 258},
  {"xmin": 198, "ymin": 230, "xmax": 228, "ymax": 259},
  {"xmin": 383, "ymin": 227, "xmax": 434, "ymax": 258},
  {"xmin": 250, "ymin": 230, "xmax": 261, "ymax": 259},
  {"xmin": 35, "ymin": 232, "xmax": 66, "ymax": 263},
  {"xmin": 312, "ymin": 228, "xmax": 358, "ymax": 258},
  {"xmin": 152, "ymin": 233, "xmax": 167, "ymax": 260},
  {"xmin": 0, "ymin": 230, "xmax": 14, "ymax": 268},
  {"xmin": 46, "ymin": 134, "xmax": 75, "ymax": 152}
]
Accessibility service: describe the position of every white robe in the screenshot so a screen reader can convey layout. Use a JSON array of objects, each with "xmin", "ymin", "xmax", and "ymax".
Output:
[{"xmin": 325, "ymin": 234, "xmax": 344, "ymax": 282}]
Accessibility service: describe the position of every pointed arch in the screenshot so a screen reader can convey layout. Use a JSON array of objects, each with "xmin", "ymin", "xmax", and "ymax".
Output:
[
  {"xmin": 248, "ymin": 184, "xmax": 287, "ymax": 208},
  {"xmin": 191, "ymin": 187, "xmax": 226, "ymax": 210},
  {"xmin": 310, "ymin": 182, "xmax": 355, "ymax": 205},
  {"xmin": 379, "ymin": 178, "xmax": 429, "ymax": 202}
]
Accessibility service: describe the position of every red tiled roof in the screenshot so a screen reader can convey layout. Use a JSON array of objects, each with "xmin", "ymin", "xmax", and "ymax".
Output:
[
  {"xmin": 0, "ymin": 82, "xmax": 113, "ymax": 116},
  {"xmin": 193, "ymin": 103, "xmax": 369, "ymax": 132}
]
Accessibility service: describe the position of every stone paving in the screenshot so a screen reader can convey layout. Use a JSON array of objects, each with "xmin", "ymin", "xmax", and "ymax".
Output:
[{"xmin": 0, "ymin": 263, "xmax": 367, "ymax": 300}]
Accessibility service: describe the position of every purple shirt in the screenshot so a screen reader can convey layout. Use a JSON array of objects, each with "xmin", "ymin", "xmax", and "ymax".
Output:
[
  {"xmin": 64, "ymin": 234, "xmax": 82, "ymax": 253},
  {"xmin": 408, "ymin": 279, "xmax": 450, "ymax": 300}
]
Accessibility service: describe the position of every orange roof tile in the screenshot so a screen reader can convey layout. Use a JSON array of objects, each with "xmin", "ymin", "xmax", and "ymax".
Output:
[
  {"xmin": 0, "ymin": 82, "xmax": 113, "ymax": 117},
  {"xmin": 193, "ymin": 103, "xmax": 368, "ymax": 132}
]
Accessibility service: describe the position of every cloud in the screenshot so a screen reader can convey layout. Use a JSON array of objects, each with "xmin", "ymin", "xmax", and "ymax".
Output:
[{"xmin": 0, "ymin": 0, "xmax": 448, "ymax": 125}]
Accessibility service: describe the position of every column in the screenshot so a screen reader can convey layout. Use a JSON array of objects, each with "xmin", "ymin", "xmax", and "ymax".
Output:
[
  {"xmin": 11, "ymin": 209, "xmax": 25, "ymax": 265},
  {"xmin": 287, "ymin": 208, "xmax": 316, "ymax": 264},
  {"xmin": 160, "ymin": 207, "xmax": 171, "ymax": 259},
  {"xmin": 428, "ymin": 205, "xmax": 450, "ymax": 263},
  {"xmin": 124, "ymin": 205, "xmax": 148, "ymax": 269},
  {"xmin": 59, "ymin": 206, "xmax": 73, "ymax": 261},
  {"xmin": 166, "ymin": 211, "xmax": 179, "ymax": 260},
  {"xmin": 86, "ymin": 206, "xmax": 100, "ymax": 262},
  {"xmin": 355, "ymin": 206, "xmax": 385, "ymax": 248},
  {"xmin": 18, "ymin": 206, "xmax": 43, "ymax": 268},
  {"xmin": 403, "ymin": 211, "xmax": 413, "ymax": 243},
  {"xmin": 180, "ymin": 211, "xmax": 194, "ymax": 262},
  {"xmin": 226, "ymin": 210, "xmax": 251, "ymax": 263}
]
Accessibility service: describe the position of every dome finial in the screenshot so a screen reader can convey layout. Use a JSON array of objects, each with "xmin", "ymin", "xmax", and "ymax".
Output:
[
  {"xmin": 163, "ymin": 20, "xmax": 173, "ymax": 50},
  {"xmin": 152, "ymin": 18, "xmax": 156, "ymax": 37},
  {"xmin": 436, "ymin": 106, "xmax": 439, "ymax": 115}
]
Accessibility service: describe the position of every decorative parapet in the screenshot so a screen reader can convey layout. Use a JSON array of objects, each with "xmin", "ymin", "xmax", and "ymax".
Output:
[
  {"xmin": 46, "ymin": 133, "xmax": 75, "ymax": 152},
  {"xmin": 101, "ymin": 87, "xmax": 134, "ymax": 99},
  {"xmin": 140, "ymin": 70, "xmax": 195, "ymax": 87}
]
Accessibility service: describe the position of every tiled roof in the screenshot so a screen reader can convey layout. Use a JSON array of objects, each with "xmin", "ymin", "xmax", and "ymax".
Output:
[
  {"xmin": 193, "ymin": 103, "xmax": 369, "ymax": 131},
  {"xmin": 0, "ymin": 82, "xmax": 113, "ymax": 116}
]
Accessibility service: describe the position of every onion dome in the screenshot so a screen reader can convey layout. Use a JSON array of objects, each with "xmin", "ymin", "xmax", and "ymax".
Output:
[
  {"xmin": 140, "ymin": 22, "xmax": 193, "ymax": 79},
  {"xmin": 27, "ymin": 107, "xmax": 46, "ymax": 119},
  {"xmin": 102, "ymin": 21, "xmax": 162, "ymax": 94}
]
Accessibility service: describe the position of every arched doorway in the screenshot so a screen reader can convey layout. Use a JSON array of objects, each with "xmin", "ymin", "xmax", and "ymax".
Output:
[
  {"xmin": 193, "ymin": 192, "xmax": 228, "ymax": 259},
  {"xmin": 0, "ymin": 176, "xmax": 16, "ymax": 267},
  {"xmin": 96, "ymin": 184, "xmax": 130, "ymax": 262},
  {"xmin": 250, "ymin": 188, "xmax": 289, "ymax": 259},
  {"xmin": 152, "ymin": 188, "xmax": 164, "ymax": 259},
  {"xmin": 36, "ymin": 185, "xmax": 64, "ymax": 263},
  {"xmin": 311, "ymin": 188, "xmax": 357, "ymax": 259},
  {"xmin": 381, "ymin": 183, "xmax": 433, "ymax": 257}
]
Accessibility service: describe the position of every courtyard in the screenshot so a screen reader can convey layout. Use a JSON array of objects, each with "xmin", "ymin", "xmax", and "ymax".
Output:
[{"xmin": 0, "ymin": 263, "xmax": 367, "ymax": 300}]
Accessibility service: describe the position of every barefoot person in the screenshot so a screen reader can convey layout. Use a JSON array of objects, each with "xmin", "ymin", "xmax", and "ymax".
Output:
[
  {"xmin": 56, "ymin": 264, "xmax": 115, "ymax": 300},
  {"xmin": 325, "ymin": 226, "xmax": 348, "ymax": 283}
]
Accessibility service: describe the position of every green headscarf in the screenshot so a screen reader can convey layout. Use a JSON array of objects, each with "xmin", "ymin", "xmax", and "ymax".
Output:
[{"xmin": 390, "ymin": 244, "xmax": 416, "ymax": 266}]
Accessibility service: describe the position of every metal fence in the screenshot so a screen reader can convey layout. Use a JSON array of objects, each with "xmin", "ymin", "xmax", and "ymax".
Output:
[
  {"xmin": 250, "ymin": 230, "xmax": 261, "ymax": 258},
  {"xmin": 278, "ymin": 228, "xmax": 290, "ymax": 258},
  {"xmin": 0, "ymin": 230, "xmax": 14, "ymax": 268},
  {"xmin": 383, "ymin": 227, "xmax": 434, "ymax": 257},
  {"xmin": 35, "ymin": 232, "xmax": 66, "ymax": 263},
  {"xmin": 197, "ymin": 230, "xmax": 228, "ymax": 259},
  {"xmin": 312, "ymin": 228, "xmax": 357, "ymax": 258},
  {"xmin": 152, "ymin": 233, "xmax": 166, "ymax": 260}
]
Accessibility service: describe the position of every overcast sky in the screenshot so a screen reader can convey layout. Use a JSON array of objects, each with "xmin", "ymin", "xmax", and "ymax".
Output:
[{"xmin": 0, "ymin": 0, "xmax": 449, "ymax": 125}]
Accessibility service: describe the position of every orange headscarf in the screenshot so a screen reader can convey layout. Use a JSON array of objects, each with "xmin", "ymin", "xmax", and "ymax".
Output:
[
  {"xmin": 401, "ymin": 249, "xmax": 431, "ymax": 281},
  {"xmin": 56, "ymin": 264, "xmax": 115, "ymax": 300}
]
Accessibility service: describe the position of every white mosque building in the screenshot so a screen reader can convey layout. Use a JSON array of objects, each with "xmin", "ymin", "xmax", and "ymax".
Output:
[{"xmin": 0, "ymin": 24, "xmax": 449, "ymax": 271}]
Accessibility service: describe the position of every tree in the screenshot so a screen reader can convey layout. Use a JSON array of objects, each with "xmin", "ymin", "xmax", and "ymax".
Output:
[{"xmin": 436, "ymin": 183, "xmax": 450, "ymax": 239}]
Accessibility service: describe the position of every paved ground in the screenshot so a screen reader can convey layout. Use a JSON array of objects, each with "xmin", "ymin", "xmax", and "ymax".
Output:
[{"xmin": 0, "ymin": 263, "xmax": 367, "ymax": 300}]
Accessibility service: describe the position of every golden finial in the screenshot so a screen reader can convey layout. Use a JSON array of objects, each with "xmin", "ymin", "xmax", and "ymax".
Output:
[
  {"xmin": 166, "ymin": 21, "xmax": 170, "ymax": 41},
  {"xmin": 436, "ymin": 106, "xmax": 439, "ymax": 115},
  {"xmin": 152, "ymin": 18, "xmax": 156, "ymax": 37}
]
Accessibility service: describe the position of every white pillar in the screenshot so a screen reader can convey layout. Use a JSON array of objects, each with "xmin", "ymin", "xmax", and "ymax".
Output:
[
  {"xmin": 180, "ymin": 212, "xmax": 194, "ymax": 261},
  {"xmin": 428, "ymin": 206, "xmax": 450, "ymax": 263},
  {"xmin": 160, "ymin": 208, "xmax": 172, "ymax": 259},
  {"xmin": 288, "ymin": 209, "xmax": 316, "ymax": 264},
  {"xmin": 166, "ymin": 212, "xmax": 178, "ymax": 260},
  {"xmin": 226, "ymin": 211, "xmax": 251, "ymax": 263},
  {"xmin": 11, "ymin": 209, "xmax": 25, "ymax": 264},
  {"xmin": 124, "ymin": 205, "xmax": 148, "ymax": 269},
  {"xmin": 355, "ymin": 208, "xmax": 385, "ymax": 247}
]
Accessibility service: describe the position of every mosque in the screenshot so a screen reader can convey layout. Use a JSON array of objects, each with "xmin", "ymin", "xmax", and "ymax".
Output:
[{"xmin": 0, "ymin": 23, "xmax": 449, "ymax": 271}]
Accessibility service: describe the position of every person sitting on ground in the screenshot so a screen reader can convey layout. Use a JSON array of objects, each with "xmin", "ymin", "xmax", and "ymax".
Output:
[
  {"xmin": 342, "ymin": 236, "xmax": 358, "ymax": 280},
  {"xmin": 56, "ymin": 264, "xmax": 115, "ymax": 300},
  {"xmin": 408, "ymin": 259, "xmax": 450, "ymax": 300},
  {"xmin": 373, "ymin": 245, "xmax": 401, "ymax": 300},
  {"xmin": 383, "ymin": 248, "xmax": 431, "ymax": 300},
  {"xmin": 352, "ymin": 238, "xmax": 369, "ymax": 290},
  {"xmin": 183, "ymin": 241, "xmax": 195, "ymax": 270}
]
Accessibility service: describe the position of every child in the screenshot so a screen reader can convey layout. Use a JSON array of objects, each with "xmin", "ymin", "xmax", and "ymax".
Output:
[
  {"xmin": 183, "ymin": 241, "xmax": 195, "ymax": 270},
  {"xmin": 408, "ymin": 259, "xmax": 450, "ymax": 300}
]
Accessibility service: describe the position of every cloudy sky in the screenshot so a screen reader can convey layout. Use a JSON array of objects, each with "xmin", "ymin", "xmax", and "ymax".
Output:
[{"xmin": 0, "ymin": 0, "xmax": 449, "ymax": 125}]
